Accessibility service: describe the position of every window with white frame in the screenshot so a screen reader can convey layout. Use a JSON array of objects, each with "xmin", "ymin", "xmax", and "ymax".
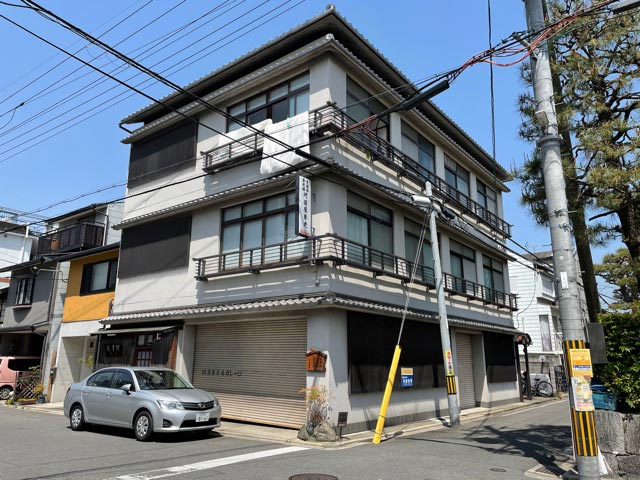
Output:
[
  {"xmin": 539, "ymin": 315, "xmax": 553, "ymax": 351},
  {"xmin": 401, "ymin": 121, "xmax": 435, "ymax": 173},
  {"xmin": 444, "ymin": 156, "xmax": 470, "ymax": 197},
  {"xmin": 552, "ymin": 315, "xmax": 561, "ymax": 349},
  {"xmin": 477, "ymin": 181, "xmax": 498, "ymax": 214},
  {"xmin": 540, "ymin": 274, "xmax": 555, "ymax": 297},
  {"xmin": 346, "ymin": 78, "xmax": 389, "ymax": 141},
  {"xmin": 15, "ymin": 277, "xmax": 35, "ymax": 306},
  {"xmin": 226, "ymin": 73, "xmax": 310, "ymax": 132}
]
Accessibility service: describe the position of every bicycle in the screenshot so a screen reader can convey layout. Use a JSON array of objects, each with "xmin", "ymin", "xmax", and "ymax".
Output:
[{"xmin": 521, "ymin": 374, "xmax": 554, "ymax": 397}]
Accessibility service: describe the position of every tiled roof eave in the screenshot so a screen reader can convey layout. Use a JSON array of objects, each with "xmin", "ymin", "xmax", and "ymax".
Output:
[{"xmin": 103, "ymin": 293, "xmax": 520, "ymax": 336}]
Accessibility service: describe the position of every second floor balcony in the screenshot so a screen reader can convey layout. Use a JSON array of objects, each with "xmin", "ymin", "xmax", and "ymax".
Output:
[
  {"xmin": 36, "ymin": 222, "xmax": 105, "ymax": 256},
  {"xmin": 194, "ymin": 234, "xmax": 518, "ymax": 311},
  {"xmin": 202, "ymin": 104, "xmax": 512, "ymax": 237}
]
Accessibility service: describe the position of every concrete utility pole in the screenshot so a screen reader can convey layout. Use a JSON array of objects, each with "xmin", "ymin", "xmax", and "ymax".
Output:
[
  {"xmin": 524, "ymin": 1, "xmax": 599, "ymax": 478},
  {"xmin": 427, "ymin": 185, "xmax": 460, "ymax": 427},
  {"xmin": 413, "ymin": 183, "xmax": 460, "ymax": 427}
]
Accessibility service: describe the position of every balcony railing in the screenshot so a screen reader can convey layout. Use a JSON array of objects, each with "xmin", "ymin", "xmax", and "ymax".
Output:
[
  {"xmin": 194, "ymin": 234, "xmax": 518, "ymax": 311},
  {"xmin": 202, "ymin": 105, "xmax": 512, "ymax": 237},
  {"xmin": 36, "ymin": 222, "xmax": 105, "ymax": 256}
]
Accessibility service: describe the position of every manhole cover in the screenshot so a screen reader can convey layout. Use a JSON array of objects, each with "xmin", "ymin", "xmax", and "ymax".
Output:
[{"xmin": 289, "ymin": 475, "xmax": 338, "ymax": 480}]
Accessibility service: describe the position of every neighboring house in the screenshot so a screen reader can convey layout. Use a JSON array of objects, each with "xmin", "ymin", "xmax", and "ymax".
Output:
[
  {"xmin": 0, "ymin": 207, "xmax": 43, "ymax": 278},
  {"xmin": 0, "ymin": 202, "xmax": 123, "ymax": 398},
  {"xmin": 509, "ymin": 250, "xmax": 587, "ymax": 390},
  {"xmin": 509, "ymin": 253, "xmax": 562, "ymax": 387},
  {"xmin": 0, "ymin": 279, "xmax": 9, "ymax": 325},
  {"xmin": 50, "ymin": 244, "xmax": 120, "ymax": 402},
  {"xmin": 103, "ymin": 7, "xmax": 519, "ymax": 433}
]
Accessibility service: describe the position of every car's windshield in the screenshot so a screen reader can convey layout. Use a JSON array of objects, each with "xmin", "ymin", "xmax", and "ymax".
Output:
[{"xmin": 134, "ymin": 370, "xmax": 192, "ymax": 390}]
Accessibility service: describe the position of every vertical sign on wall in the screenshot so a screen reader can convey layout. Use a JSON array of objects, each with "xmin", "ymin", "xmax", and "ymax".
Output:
[{"xmin": 297, "ymin": 175, "xmax": 312, "ymax": 237}]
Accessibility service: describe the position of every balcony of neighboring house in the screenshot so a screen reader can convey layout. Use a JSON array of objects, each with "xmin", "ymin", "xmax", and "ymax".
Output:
[
  {"xmin": 36, "ymin": 222, "xmax": 105, "ymax": 256},
  {"xmin": 193, "ymin": 234, "xmax": 518, "ymax": 311},
  {"xmin": 201, "ymin": 104, "xmax": 512, "ymax": 237}
]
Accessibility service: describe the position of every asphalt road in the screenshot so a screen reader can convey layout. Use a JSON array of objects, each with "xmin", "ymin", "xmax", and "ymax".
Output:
[{"xmin": 0, "ymin": 400, "xmax": 572, "ymax": 480}]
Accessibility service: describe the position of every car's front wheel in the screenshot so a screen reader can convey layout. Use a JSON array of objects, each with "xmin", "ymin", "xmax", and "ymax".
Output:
[
  {"xmin": 70, "ymin": 404, "xmax": 86, "ymax": 431},
  {"xmin": 134, "ymin": 411, "xmax": 154, "ymax": 441},
  {"xmin": 0, "ymin": 386, "xmax": 12, "ymax": 400}
]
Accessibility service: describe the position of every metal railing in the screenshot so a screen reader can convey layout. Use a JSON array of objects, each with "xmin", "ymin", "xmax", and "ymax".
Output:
[
  {"xmin": 36, "ymin": 222, "xmax": 105, "ymax": 256},
  {"xmin": 202, "ymin": 105, "xmax": 511, "ymax": 237},
  {"xmin": 194, "ymin": 234, "xmax": 517, "ymax": 310}
]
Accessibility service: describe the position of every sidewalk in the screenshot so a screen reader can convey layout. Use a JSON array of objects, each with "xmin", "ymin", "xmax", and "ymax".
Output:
[{"xmin": 2, "ymin": 396, "xmax": 561, "ymax": 449}]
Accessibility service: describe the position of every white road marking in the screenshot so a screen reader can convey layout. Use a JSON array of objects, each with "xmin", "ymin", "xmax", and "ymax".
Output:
[
  {"xmin": 106, "ymin": 446, "xmax": 307, "ymax": 480},
  {"xmin": 501, "ymin": 399, "xmax": 567, "ymax": 417}
]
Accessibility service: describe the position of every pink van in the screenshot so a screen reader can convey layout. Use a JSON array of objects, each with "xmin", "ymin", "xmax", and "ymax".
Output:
[{"xmin": 0, "ymin": 356, "xmax": 40, "ymax": 400}]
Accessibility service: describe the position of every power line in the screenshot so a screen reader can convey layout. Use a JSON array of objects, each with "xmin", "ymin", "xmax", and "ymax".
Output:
[
  {"xmin": 0, "ymin": 0, "xmax": 154, "ymax": 110},
  {"xmin": 0, "ymin": 1, "xmax": 297, "ymax": 162}
]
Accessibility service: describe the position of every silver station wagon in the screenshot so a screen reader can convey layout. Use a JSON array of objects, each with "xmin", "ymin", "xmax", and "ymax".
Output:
[{"xmin": 64, "ymin": 367, "xmax": 221, "ymax": 441}]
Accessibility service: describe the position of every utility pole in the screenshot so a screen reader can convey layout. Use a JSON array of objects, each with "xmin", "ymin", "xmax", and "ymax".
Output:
[
  {"xmin": 427, "ymin": 185, "xmax": 460, "ymax": 427},
  {"xmin": 413, "ymin": 183, "xmax": 460, "ymax": 427},
  {"xmin": 524, "ymin": 1, "xmax": 599, "ymax": 478}
]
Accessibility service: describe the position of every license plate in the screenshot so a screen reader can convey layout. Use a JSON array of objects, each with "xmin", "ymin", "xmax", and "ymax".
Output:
[{"xmin": 196, "ymin": 412, "xmax": 210, "ymax": 422}]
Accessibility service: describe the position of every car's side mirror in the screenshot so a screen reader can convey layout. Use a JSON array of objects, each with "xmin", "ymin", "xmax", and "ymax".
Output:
[{"xmin": 121, "ymin": 384, "xmax": 132, "ymax": 394}]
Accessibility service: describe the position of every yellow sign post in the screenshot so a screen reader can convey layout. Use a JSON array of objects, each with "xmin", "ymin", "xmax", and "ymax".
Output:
[{"xmin": 567, "ymin": 348, "xmax": 593, "ymax": 378}]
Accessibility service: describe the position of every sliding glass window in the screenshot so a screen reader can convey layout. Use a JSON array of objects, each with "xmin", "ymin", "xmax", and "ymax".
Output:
[
  {"xmin": 449, "ymin": 240, "xmax": 476, "ymax": 293},
  {"xmin": 227, "ymin": 73, "xmax": 310, "ymax": 132},
  {"xmin": 477, "ymin": 181, "xmax": 498, "ymax": 214},
  {"xmin": 404, "ymin": 218, "xmax": 434, "ymax": 284},
  {"xmin": 401, "ymin": 121, "xmax": 435, "ymax": 173},
  {"xmin": 220, "ymin": 192, "xmax": 303, "ymax": 269},
  {"xmin": 445, "ymin": 156, "xmax": 470, "ymax": 197},
  {"xmin": 346, "ymin": 78, "xmax": 390, "ymax": 141},
  {"xmin": 347, "ymin": 192, "xmax": 393, "ymax": 270}
]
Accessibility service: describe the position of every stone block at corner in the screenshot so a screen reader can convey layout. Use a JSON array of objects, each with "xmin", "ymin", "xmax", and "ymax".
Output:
[
  {"xmin": 618, "ymin": 455, "xmax": 640, "ymax": 476},
  {"xmin": 595, "ymin": 410, "xmax": 626, "ymax": 454},
  {"xmin": 314, "ymin": 423, "xmax": 338, "ymax": 442},
  {"xmin": 603, "ymin": 452, "xmax": 619, "ymax": 474},
  {"xmin": 625, "ymin": 414, "xmax": 640, "ymax": 455}
]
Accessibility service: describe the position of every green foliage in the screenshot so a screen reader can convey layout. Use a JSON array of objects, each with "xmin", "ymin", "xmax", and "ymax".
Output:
[
  {"xmin": 595, "ymin": 247, "xmax": 640, "ymax": 311},
  {"xmin": 595, "ymin": 310, "xmax": 640, "ymax": 412}
]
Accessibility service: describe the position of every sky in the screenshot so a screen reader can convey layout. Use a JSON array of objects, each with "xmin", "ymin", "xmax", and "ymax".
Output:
[{"xmin": 0, "ymin": 0, "xmax": 620, "ymax": 301}]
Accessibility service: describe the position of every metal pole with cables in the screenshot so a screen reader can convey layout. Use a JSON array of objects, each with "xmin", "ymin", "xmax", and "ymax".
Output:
[{"xmin": 524, "ymin": 0, "xmax": 599, "ymax": 478}]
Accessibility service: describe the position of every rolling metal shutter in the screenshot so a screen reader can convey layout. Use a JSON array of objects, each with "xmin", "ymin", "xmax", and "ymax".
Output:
[
  {"xmin": 192, "ymin": 318, "xmax": 307, "ymax": 428},
  {"xmin": 456, "ymin": 333, "xmax": 477, "ymax": 409}
]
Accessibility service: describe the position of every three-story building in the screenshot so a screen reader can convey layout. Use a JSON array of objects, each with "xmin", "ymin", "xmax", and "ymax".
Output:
[{"xmin": 104, "ymin": 7, "xmax": 519, "ymax": 432}]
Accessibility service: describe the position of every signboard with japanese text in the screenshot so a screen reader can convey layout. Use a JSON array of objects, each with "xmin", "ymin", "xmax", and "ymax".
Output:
[
  {"xmin": 568, "ymin": 348, "xmax": 594, "ymax": 378},
  {"xmin": 297, "ymin": 176, "xmax": 312, "ymax": 237},
  {"xmin": 401, "ymin": 367, "xmax": 414, "ymax": 388},
  {"xmin": 572, "ymin": 377, "xmax": 595, "ymax": 411},
  {"xmin": 445, "ymin": 349, "xmax": 454, "ymax": 376}
]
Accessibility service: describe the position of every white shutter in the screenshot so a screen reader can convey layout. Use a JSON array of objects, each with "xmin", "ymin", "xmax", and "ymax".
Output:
[
  {"xmin": 192, "ymin": 318, "xmax": 307, "ymax": 428},
  {"xmin": 456, "ymin": 333, "xmax": 477, "ymax": 409}
]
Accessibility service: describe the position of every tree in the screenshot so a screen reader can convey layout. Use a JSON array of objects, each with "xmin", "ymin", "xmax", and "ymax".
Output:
[
  {"xmin": 595, "ymin": 247, "xmax": 639, "ymax": 312},
  {"xmin": 515, "ymin": 0, "xmax": 640, "ymax": 315}
]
